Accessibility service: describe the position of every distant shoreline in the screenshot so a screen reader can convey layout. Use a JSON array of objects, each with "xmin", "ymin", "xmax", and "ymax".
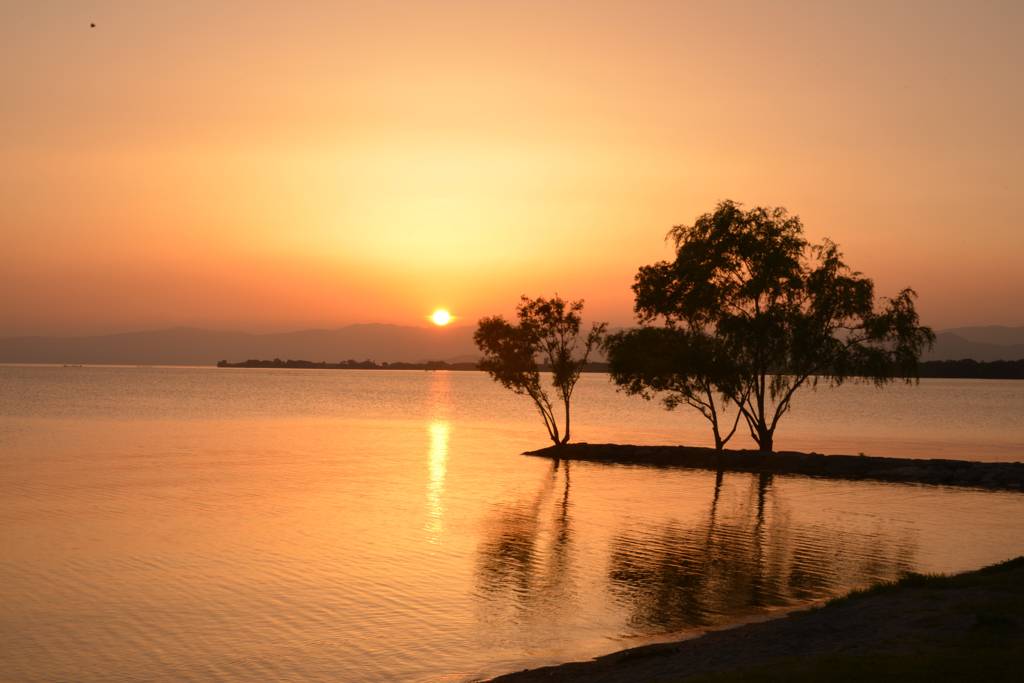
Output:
[
  {"xmin": 214, "ymin": 358, "xmax": 1024, "ymax": 379},
  {"xmin": 215, "ymin": 358, "xmax": 612, "ymax": 372},
  {"xmin": 217, "ymin": 358, "xmax": 482, "ymax": 371},
  {"xmin": 916, "ymin": 357, "xmax": 1024, "ymax": 379},
  {"xmin": 525, "ymin": 443, "xmax": 1024, "ymax": 492}
]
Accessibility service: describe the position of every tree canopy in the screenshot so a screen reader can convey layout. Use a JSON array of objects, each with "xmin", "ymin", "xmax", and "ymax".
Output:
[
  {"xmin": 605, "ymin": 326, "xmax": 745, "ymax": 450},
  {"xmin": 613, "ymin": 200, "xmax": 935, "ymax": 452},
  {"xmin": 475, "ymin": 295, "xmax": 607, "ymax": 446}
]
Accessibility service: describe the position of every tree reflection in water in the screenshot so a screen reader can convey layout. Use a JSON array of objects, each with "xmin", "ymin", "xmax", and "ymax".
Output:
[
  {"xmin": 475, "ymin": 464, "xmax": 919, "ymax": 641},
  {"xmin": 473, "ymin": 459, "xmax": 579, "ymax": 641},
  {"xmin": 607, "ymin": 471, "xmax": 918, "ymax": 635}
]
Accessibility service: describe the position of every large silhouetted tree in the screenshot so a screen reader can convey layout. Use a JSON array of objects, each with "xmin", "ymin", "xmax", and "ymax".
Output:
[
  {"xmin": 475, "ymin": 295, "xmax": 607, "ymax": 446},
  {"xmin": 621, "ymin": 200, "xmax": 935, "ymax": 452}
]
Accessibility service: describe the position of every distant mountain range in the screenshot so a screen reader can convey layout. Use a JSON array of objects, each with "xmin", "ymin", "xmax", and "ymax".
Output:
[
  {"xmin": 937, "ymin": 326, "xmax": 1024, "ymax": 346},
  {"xmin": 1, "ymin": 324, "xmax": 1021, "ymax": 367},
  {"xmin": 0, "ymin": 325, "xmax": 481, "ymax": 366},
  {"xmin": 923, "ymin": 327, "xmax": 1024, "ymax": 363}
]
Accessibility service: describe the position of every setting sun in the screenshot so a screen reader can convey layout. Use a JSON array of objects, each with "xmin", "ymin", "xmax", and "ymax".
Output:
[{"xmin": 432, "ymin": 310, "xmax": 450, "ymax": 326}]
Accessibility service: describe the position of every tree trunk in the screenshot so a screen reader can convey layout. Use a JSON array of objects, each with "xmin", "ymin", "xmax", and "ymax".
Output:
[
  {"xmin": 708, "ymin": 390, "xmax": 724, "ymax": 451},
  {"xmin": 546, "ymin": 422, "xmax": 560, "ymax": 446},
  {"xmin": 560, "ymin": 395, "xmax": 571, "ymax": 445}
]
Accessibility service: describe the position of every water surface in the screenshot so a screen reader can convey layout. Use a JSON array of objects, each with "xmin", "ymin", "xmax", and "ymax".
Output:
[{"xmin": 1, "ymin": 366, "xmax": 1022, "ymax": 682}]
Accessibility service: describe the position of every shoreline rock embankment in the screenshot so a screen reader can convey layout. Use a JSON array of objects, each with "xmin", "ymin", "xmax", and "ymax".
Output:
[{"xmin": 524, "ymin": 443, "xmax": 1024, "ymax": 491}]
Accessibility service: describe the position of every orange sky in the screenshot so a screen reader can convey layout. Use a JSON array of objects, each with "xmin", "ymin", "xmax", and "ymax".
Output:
[{"xmin": 2, "ymin": 1, "xmax": 1022, "ymax": 337}]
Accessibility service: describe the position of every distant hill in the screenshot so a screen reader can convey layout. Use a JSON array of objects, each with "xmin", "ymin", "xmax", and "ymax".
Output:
[
  {"xmin": 937, "ymin": 326, "xmax": 1024, "ymax": 346},
  {"xmin": 0, "ymin": 325, "xmax": 481, "ymax": 366},
  {"xmin": 924, "ymin": 330, "xmax": 1024, "ymax": 362}
]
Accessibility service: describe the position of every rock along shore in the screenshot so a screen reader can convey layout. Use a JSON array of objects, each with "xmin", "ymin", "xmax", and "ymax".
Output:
[{"xmin": 524, "ymin": 443, "xmax": 1024, "ymax": 491}]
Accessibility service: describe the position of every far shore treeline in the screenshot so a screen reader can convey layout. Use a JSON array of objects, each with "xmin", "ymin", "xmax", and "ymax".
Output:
[
  {"xmin": 916, "ymin": 358, "xmax": 1024, "ymax": 380},
  {"xmin": 216, "ymin": 357, "xmax": 1024, "ymax": 379},
  {"xmin": 215, "ymin": 358, "xmax": 612, "ymax": 372}
]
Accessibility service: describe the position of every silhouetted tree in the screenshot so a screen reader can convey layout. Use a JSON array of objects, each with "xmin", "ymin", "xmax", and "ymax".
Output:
[
  {"xmin": 605, "ymin": 326, "xmax": 746, "ymax": 450},
  {"xmin": 475, "ymin": 295, "xmax": 607, "ymax": 446},
  {"xmin": 626, "ymin": 200, "xmax": 935, "ymax": 452}
]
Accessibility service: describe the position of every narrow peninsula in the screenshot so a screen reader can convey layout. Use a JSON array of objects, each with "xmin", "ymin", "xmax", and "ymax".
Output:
[{"xmin": 526, "ymin": 443, "xmax": 1024, "ymax": 492}]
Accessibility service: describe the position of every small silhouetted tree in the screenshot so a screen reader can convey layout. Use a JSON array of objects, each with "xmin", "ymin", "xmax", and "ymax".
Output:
[
  {"xmin": 624, "ymin": 200, "xmax": 935, "ymax": 452},
  {"xmin": 475, "ymin": 295, "xmax": 607, "ymax": 446}
]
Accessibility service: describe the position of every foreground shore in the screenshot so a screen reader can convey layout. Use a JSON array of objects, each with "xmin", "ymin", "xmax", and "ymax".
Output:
[
  {"xmin": 482, "ymin": 556, "xmax": 1024, "ymax": 682},
  {"xmin": 525, "ymin": 443, "xmax": 1024, "ymax": 491}
]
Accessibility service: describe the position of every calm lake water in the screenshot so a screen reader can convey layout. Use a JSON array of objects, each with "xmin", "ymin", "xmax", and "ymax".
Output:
[{"xmin": 2, "ymin": 366, "xmax": 1023, "ymax": 682}]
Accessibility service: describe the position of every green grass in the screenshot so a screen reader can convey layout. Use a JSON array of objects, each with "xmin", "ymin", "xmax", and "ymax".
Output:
[
  {"xmin": 825, "ymin": 555, "xmax": 1024, "ymax": 606},
  {"xmin": 670, "ymin": 556, "xmax": 1024, "ymax": 683},
  {"xmin": 673, "ymin": 646, "xmax": 1023, "ymax": 683}
]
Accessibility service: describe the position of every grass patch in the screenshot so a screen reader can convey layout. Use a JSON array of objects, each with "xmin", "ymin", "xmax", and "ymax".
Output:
[
  {"xmin": 823, "ymin": 555, "xmax": 1024, "ymax": 610},
  {"xmin": 823, "ymin": 572, "xmax": 948, "ymax": 608},
  {"xmin": 676, "ymin": 645, "xmax": 1024, "ymax": 683},
  {"xmin": 617, "ymin": 644, "xmax": 679, "ymax": 662}
]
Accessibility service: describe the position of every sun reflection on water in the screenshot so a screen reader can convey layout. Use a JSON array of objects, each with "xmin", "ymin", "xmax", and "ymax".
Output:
[
  {"xmin": 426, "ymin": 419, "xmax": 449, "ymax": 541},
  {"xmin": 425, "ymin": 371, "xmax": 453, "ymax": 543}
]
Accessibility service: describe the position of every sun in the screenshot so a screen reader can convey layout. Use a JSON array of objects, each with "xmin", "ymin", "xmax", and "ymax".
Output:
[{"xmin": 432, "ymin": 310, "xmax": 451, "ymax": 326}]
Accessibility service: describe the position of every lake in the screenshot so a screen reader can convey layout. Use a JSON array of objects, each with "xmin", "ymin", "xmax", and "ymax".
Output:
[{"xmin": 1, "ymin": 366, "xmax": 1023, "ymax": 682}]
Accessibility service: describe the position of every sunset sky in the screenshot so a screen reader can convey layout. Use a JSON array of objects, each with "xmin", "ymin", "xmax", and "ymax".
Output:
[{"xmin": 2, "ymin": 0, "xmax": 1022, "ymax": 337}]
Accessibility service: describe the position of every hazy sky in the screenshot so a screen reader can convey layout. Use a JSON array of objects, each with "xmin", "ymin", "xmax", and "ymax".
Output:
[{"xmin": 3, "ymin": 0, "xmax": 1022, "ymax": 337}]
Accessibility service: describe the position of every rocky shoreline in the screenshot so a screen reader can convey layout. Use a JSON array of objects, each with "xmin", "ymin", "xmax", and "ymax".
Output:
[{"xmin": 524, "ymin": 443, "xmax": 1024, "ymax": 491}]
